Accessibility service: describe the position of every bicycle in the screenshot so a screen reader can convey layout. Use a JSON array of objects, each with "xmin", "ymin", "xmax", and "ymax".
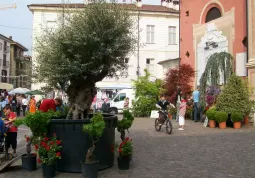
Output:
[{"xmin": 154, "ymin": 110, "xmax": 173, "ymax": 134}]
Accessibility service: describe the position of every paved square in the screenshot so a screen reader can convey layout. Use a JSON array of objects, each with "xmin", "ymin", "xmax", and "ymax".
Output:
[{"xmin": 1, "ymin": 118, "xmax": 255, "ymax": 178}]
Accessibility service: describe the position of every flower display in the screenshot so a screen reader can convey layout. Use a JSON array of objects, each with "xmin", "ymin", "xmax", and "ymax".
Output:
[
  {"xmin": 117, "ymin": 137, "xmax": 133, "ymax": 157},
  {"xmin": 36, "ymin": 135, "xmax": 62, "ymax": 166}
]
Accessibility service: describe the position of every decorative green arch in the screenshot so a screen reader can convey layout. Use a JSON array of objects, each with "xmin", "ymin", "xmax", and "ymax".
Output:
[{"xmin": 199, "ymin": 51, "xmax": 234, "ymax": 97}]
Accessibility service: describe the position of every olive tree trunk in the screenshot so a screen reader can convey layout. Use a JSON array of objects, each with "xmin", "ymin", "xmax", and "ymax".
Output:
[{"xmin": 67, "ymin": 82, "xmax": 97, "ymax": 120}]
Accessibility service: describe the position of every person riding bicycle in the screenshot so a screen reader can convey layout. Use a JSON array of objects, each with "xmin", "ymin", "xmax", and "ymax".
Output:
[{"xmin": 156, "ymin": 95, "xmax": 172, "ymax": 125}]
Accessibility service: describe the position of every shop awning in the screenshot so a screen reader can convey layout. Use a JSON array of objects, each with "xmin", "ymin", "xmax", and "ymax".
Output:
[{"xmin": 0, "ymin": 83, "xmax": 13, "ymax": 90}]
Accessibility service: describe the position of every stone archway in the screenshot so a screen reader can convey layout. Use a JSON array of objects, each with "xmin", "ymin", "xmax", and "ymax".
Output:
[{"xmin": 196, "ymin": 23, "xmax": 228, "ymax": 85}]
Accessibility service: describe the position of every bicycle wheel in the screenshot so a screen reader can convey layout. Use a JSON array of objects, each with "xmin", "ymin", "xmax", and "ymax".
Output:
[
  {"xmin": 165, "ymin": 119, "xmax": 173, "ymax": 134},
  {"xmin": 155, "ymin": 118, "xmax": 162, "ymax": 131}
]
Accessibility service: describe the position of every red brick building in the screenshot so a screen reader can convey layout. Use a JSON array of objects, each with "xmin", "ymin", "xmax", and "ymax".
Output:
[{"xmin": 180, "ymin": 0, "xmax": 247, "ymax": 86}]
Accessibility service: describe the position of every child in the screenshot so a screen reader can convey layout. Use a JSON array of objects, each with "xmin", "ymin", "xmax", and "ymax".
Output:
[
  {"xmin": 178, "ymin": 96, "xmax": 187, "ymax": 131},
  {"xmin": 124, "ymin": 97, "xmax": 130, "ymax": 110},
  {"xmin": 4, "ymin": 105, "xmax": 18, "ymax": 157}
]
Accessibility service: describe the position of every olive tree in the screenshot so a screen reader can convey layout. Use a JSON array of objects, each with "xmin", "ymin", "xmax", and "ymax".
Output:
[{"xmin": 35, "ymin": 0, "xmax": 137, "ymax": 119}]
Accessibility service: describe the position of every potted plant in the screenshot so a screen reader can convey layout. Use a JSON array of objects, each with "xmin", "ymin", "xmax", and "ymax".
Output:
[
  {"xmin": 34, "ymin": 1, "xmax": 134, "ymax": 172},
  {"xmin": 215, "ymin": 111, "xmax": 228, "ymax": 129},
  {"xmin": 216, "ymin": 74, "xmax": 251, "ymax": 126},
  {"xmin": 81, "ymin": 113, "xmax": 105, "ymax": 178},
  {"xmin": 206, "ymin": 107, "xmax": 216, "ymax": 128},
  {"xmin": 117, "ymin": 110, "xmax": 134, "ymax": 141},
  {"xmin": 37, "ymin": 135, "xmax": 62, "ymax": 178},
  {"xmin": 15, "ymin": 111, "xmax": 51, "ymax": 171},
  {"xmin": 231, "ymin": 112, "xmax": 243, "ymax": 129},
  {"xmin": 117, "ymin": 137, "xmax": 133, "ymax": 170}
]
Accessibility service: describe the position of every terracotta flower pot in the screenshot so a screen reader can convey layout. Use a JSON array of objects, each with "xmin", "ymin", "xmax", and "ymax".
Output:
[
  {"xmin": 244, "ymin": 115, "xmax": 249, "ymax": 125},
  {"xmin": 219, "ymin": 122, "xmax": 226, "ymax": 129},
  {"xmin": 233, "ymin": 122, "xmax": 241, "ymax": 129},
  {"xmin": 209, "ymin": 120, "xmax": 216, "ymax": 128}
]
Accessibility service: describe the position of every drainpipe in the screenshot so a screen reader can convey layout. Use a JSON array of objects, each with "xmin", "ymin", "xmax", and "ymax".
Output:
[
  {"xmin": 178, "ymin": 0, "xmax": 181, "ymax": 84},
  {"xmin": 246, "ymin": 0, "xmax": 249, "ymax": 68}
]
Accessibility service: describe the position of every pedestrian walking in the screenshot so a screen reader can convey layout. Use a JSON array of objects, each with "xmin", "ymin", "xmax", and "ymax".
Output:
[
  {"xmin": 21, "ymin": 95, "xmax": 28, "ymax": 116},
  {"xmin": 178, "ymin": 96, "xmax": 187, "ymax": 131},
  {"xmin": 192, "ymin": 86, "xmax": 202, "ymax": 122},
  {"xmin": 175, "ymin": 86, "xmax": 182, "ymax": 122},
  {"xmin": 16, "ymin": 94, "xmax": 22, "ymax": 117},
  {"xmin": 29, "ymin": 96, "xmax": 36, "ymax": 113},
  {"xmin": 0, "ymin": 96, "xmax": 7, "ymax": 118},
  {"xmin": 11, "ymin": 95, "xmax": 17, "ymax": 114}
]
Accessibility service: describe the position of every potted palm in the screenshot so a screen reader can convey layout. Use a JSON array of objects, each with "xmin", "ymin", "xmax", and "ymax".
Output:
[
  {"xmin": 231, "ymin": 112, "xmax": 243, "ymax": 129},
  {"xmin": 117, "ymin": 137, "xmax": 133, "ymax": 170},
  {"xmin": 206, "ymin": 107, "xmax": 216, "ymax": 128},
  {"xmin": 81, "ymin": 113, "xmax": 105, "ymax": 178},
  {"xmin": 215, "ymin": 111, "xmax": 228, "ymax": 129},
  {"xmin": 15, "ymin": 111, "xmax": 51, "ymax": 171},
  {"xmin": 37, "ymin": 135, "xmax": 62, "ymax": 178}
]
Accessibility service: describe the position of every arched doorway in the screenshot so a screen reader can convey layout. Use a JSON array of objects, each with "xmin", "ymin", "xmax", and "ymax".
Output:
[{"xmin": 205, "ymin": 7, "xmax": 221, "ymax": 23}]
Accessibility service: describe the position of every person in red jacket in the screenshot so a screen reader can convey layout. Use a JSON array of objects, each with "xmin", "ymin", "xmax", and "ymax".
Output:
[{"xmin": 39, "ymin": 97, "xmax": 62, "ymax": 112}]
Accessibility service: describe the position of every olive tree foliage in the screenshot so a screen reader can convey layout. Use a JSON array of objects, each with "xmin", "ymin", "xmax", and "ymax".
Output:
[{"xmin": 35, "ymin": 0, "xmax": 137, "ymax": 119}]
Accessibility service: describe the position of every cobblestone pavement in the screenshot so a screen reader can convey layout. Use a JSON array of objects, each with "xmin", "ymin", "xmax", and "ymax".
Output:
[{"xmin": 2, "ymin": 118, "xmax": 255, "ymax": 178}]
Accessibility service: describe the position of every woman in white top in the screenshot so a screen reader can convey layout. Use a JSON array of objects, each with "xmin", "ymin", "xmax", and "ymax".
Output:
[{"xmin": 21, "ymin": 95, "xmax": 28, "ymax": 116}]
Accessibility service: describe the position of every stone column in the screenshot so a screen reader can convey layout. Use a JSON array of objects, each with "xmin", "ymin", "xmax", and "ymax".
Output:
[{"xmin": 246, "ymin": 0, "xmax": 255, "ymax": 123}]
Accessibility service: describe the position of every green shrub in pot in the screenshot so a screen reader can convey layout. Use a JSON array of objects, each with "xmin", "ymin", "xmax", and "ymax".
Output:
[
  {"xmin": 206, "ymin": 107, "xmax": 216, "ymax": 120},
  {"xmin": 214, "ymin": 111, "xmax": 228, "ymax": 123},
  {"xmin": 231, "ymin": 112, "xmax": 243, "ymax": 123}
]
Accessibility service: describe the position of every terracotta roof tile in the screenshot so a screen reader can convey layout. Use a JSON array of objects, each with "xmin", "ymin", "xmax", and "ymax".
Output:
[{"xmin": 28, "ymin": 3, "xmax": 179, "ymax": 14}]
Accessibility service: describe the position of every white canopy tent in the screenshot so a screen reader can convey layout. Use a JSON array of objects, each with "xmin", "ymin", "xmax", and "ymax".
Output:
[{"xmin": 9, "ymin": 87, "xmax": 31, "ymax": 94}]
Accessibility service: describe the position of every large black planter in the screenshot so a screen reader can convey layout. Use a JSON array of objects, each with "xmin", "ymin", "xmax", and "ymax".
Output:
[
  {"xmin": 21, "ymin": 154, "xmax": 37, "ymax": 171},
  {"xmin": 47, "ymin": 114, "xmax": 117, "ymax": 173},
  {"xmin": 42, "ymin": 164, "xmax": 56, "ymax": 178}
]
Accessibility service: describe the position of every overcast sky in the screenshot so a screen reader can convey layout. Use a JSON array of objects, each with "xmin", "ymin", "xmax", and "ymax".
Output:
[{"xmin": 0, "ymin": 0, "xmax": 159, "ymax": 54}]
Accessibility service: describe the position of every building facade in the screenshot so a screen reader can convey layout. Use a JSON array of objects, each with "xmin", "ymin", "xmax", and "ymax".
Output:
[
  {"xmin": 247, "ymin": 0, "xmax": 255, "ymax": 100},
  {"xmin": 0, "ymin": 34, "xmax": 11, "ymax": 84},
  {"xmin": 9, "ymin": 38, "xmax": 32, "ymax": 89},
  {"xmin": 180, "ymin": 0, "xmax": 247, "ymax": 86},
  {"xmin": 28, "ymin": 1, "xmax": 179, "ymax": 89}
]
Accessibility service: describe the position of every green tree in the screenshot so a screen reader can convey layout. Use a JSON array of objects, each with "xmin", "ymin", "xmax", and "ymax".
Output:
[
  {"xmin": 35, "ymin": 0, "xmax": 137, "ymax": 119},
  {"xmin": 132, "ymin": 70, "xmax": 163, "ymax": 117},
  {"xmin": 216, "ymin": 74, "xmax": 251, "ymax": 114}
]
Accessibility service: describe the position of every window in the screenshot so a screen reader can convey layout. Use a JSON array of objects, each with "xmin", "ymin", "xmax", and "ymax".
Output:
[
  {"xmin": 205, "ymin": 7, "xmax": 221, "ymax": 23},
  {"xmin": 114, "ymin": 93, "xmax": 126, "ymax": 102},
  {"xmin": 168, "ymin": 26, "xmax": 177, "ymax": 44},
  {"xmin": 146, "ymin": 58, "xmax": 154, "ymax": 73},
  {"xmin": 3, "ymin": 41, "xmax": 7, "ymax": 51},
  {"xmin": 124, "ymin": 58, "xmax": 129, "ymax": 63},
  {"xmin": 146, "ymin": 25, "xmax": 155, "ymax": 43},
  {"xmin": 0, "ymin": 43, "xmax": 2, "ymax": 50},
  {"xmin": 3, "ymin": 54, "xmax": 6, "ymax": 67},
  {"xmin": 1, "ymin": 70, "xmax": 7, "ymax": 83}
]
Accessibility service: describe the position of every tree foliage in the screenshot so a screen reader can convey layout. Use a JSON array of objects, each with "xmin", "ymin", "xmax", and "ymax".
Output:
[
  {"xmin": 35, "ymin": 0, "xmax": 137, "ymax": 119},
  {"xmin": 132, "ymin": 70, "xmax": 163, "ymax": 117},
  {"xmin": 164, "ymin": 64, "xmax": 195, "ymax": 103},
  {"xmin": 216, "ymin": 74, "xmax": 251, "ymax": 115},
  {"xmin": 200, "ymin": 52, "xmax": 233, "ymax": 97}
]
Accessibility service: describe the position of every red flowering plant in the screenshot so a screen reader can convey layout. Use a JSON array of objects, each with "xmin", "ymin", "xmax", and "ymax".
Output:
[
  {"xmin": 116, "ymin": 137, "xmax": 133, "ymax": 158},
  {"xmin": 36, "ymin": 135, "xmax": 62, "ymax": 166}
]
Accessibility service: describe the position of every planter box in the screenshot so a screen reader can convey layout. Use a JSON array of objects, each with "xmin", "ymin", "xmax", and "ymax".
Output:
[{"xmin": 47, "ymin": 114, "xmax": 117, "ymax": 173}]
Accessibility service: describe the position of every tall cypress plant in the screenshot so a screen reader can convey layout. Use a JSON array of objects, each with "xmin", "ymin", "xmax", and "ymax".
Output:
[{"xmin": 216, "ymin": 74, "xmax": 251, "ymax": 114}]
